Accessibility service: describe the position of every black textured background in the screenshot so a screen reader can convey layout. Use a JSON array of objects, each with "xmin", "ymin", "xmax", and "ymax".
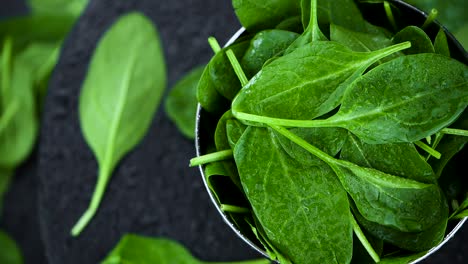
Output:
[{"xmin": 0, "ymin": 0, "xmax": 467, "ymax": 263}]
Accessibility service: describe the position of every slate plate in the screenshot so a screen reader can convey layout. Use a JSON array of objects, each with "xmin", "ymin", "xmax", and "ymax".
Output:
[{"xmin": 37, "ymin": 0, "xmax": 260, "ymax": 263}]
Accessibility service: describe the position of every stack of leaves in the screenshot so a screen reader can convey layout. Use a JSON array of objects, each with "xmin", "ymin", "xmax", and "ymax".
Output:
[
  {"xmin": 191, "ymin": 0, "xmax": 468, "ymax": 263},
  {"xmin": 0, "ymin": 0, "xmax": 88, "ymax": 262}
]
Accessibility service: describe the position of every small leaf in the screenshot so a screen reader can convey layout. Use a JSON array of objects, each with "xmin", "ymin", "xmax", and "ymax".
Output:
[
  {"xmin": 72, "ymin": 12, "xmax": 167, "ymax": 236},
  {"xmin": 434, "ymin": 28, "xmax": 451, "ymax": 57},
  {"xmin": 392, "ymin": 26, "xmax": 435, "ymax": 54},
  {"xmin": 165, "ymin": 66, "xmax": 204, "ymax": 139},
  {"xmin": 0, "ymin": 230, "xmax": 23, "ymax": 264}
]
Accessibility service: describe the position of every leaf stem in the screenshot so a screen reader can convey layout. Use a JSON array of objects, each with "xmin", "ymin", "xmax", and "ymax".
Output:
[
  {"xmin": 71, "ymin": 166, "xmax": 112, "ymax": 236},
  {"xmin": 422, "ymin": 9, "xmax": 438, "ymax": 29},
  {"xmin": 309, "ymin": 0, "xmax": 325, "ymax": 41},
  {"xmin": 415, "ymin": 141, "xmax": 441, "ymax": 159},
  {"xmin": 233, "ymin": 111, "xmax": 334, "ymax": 128},
  {"xmin": 208, "ymin": 37, "xmax": 222, "ymax": 54},
  {"xmin": 350, "ymin": 213, "xmax": 381, "ymax": 263},
  {"xmin": 226, "ymin": 49, "xmax": 249, "ymax": 86},
  {"xmin": 384, "ymin": 1, "xmax": 397, "ymax": 31},
  {"xmin": 441, "ymin": 128, "xmax": 468, "ymax": 137},
  {"xmin": 220, "ymin": 204, "xmax": 250, "ymax": 214},
  {"xmin": 190, "ymin": 150, "xmax": 234, "ymax": 167}
]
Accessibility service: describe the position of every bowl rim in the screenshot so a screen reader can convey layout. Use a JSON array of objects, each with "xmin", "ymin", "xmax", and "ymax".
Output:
[{"xmin": 195, "ymin": 1, "xmax": 468, "ymax": 262}]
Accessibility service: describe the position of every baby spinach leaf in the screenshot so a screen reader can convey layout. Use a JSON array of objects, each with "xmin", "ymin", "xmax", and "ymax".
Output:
[
  {"xmin": 27, "ymin": 0, "xmax": 88, "ymax": 17},
  {"xmin": 434, "ymin": 28, "xmax": 451, "ymax": 57},
  {"xmin": 165, "ymin": 66, "xmax": 204, "ymax": 139},
  {"xmin": 0, "ymin": 39, "xmax": 38, "ymax": 169},
  {"xmin": 211, "ymin": 40, "xmax": 250, "ymax": 101},
  {"xmin": 232, "ymin": 41, "xmax": 409, "ymax": 121},
  {"xmin": 0, "ymin": 230, "xmax": 23, "ymax": 264},
  {"xmin": 226, "ymin": 119, "xmax": 247, "ymax": 149},
  {"xmin": 232, "ymin": 0, "xmax": 301, "ymax": 32},
  {"xmin": 275, "ymin": 16, "xmax": 303, "ymax": 33},
  {"xmin": 197, "ymin": 64, "xmax": 229, "ymax": 114},
  {"xmin": 271, "ymin": 125, "xmax": 447, "ymax": 233},
  {"xmin": 340, "ymin": 133, "xmax": 436, "ymax": 183},
  {"xmin": 234, "ymin": 126, "xmax": 353, "ymax": 264},
  {"xmin": 241, "ymin": 30, "xmax": 299, "ymax": 78},
  {"xmin": 392, "ymin": 26, "xmax": 435, "ymax": 54},
  {"xmin": 102, "ymin": 234, "xmax": 270, "ymax": 264},
  {"xmin": 72, "ymin": 12, "xmax": 166, "ymax": 236},
  {"xmin": 352, "ymin": 198, "xmax": 448, "ymax": 251},
  {"xmin": 330, "ymin": 24, "xmax": 393, "ymax": 54}
]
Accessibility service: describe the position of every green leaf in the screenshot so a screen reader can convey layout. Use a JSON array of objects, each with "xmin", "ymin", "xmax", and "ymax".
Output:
[
  {"xmin": 378, "ymin": 251, "xmax": 426, "ymax": 264},
  {"xmin": 196, "ymin": 63, "xmax": 229, "ymax": 114},
  {"xmin": 101, "ymin": 234, "xmax": 269, "ymax": 264},
  {"xmin": 232, "ymin": 0, "xmax": 301, "ymax": 32},
  {"xmin": 27, "ymin": 0, "xmax": 88, "ymax": 17},
  {"xmin": 241, "ymin": 29, "xmax": 299, "ymax": 78},
  {"xmin": 271, "ymin": 125, "xmax": 447, "ymax": 233},
  {"xmin": 234, "ymin": 126, "xmax": 353, "ymax": 264},
  {"xmin": 0, "ymin": 39, "xmax": 38, "ymax": 169},
  {"xmin": 434, "ymin": 28, "xmax": 451, "ymax": 57},
  {"xmin": 165, "ymin": 66, "xmax": 204, "ymax": 139},
  {"xmin": 0, "ymin": 230, "xmax": 23, "ymax": 264},
  {"xmin": 331, "ymin": 24, "xmax": 393, "ymax": 53},
  {"xmin": 392, "ymin": 26, "xmax": 435, "ymax": 54},
  {"xmin": 232, "ymin": 41, "xmax": 409, "ymax": 121},
  {"xmin": 340, "ymin": 133, "xmax": 436, "ymax": 183},
  {"xmin": 71, "ymin": 12, "xmax": 167, "ymax": 236},
  {"xmin": 226, "ymin": 119, "xmax": 247, "ymax": 149}
]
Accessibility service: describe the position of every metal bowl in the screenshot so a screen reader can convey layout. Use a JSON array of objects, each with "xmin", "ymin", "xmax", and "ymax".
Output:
[{"xmin": 195, "ymin": 0, "xmax": 468, "ymax": 262}]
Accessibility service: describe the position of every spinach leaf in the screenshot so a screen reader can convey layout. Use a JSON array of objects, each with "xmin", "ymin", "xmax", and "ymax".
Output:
[
  {"xmin": 226, "ymin": 119, "xmax": 247, "ymax": 149},
  {"xmin": 232, "ymin": 41, "xmax": 409, "ymax": 121},
  {"xmin": 241, "ymin": 30, "xmax": 299, "ymax": 78},
  {"xmin": 340, "ymin": 133, "xmax": 436, "ymax": 183},
  {"xmin": 434, "ymin": 28, "xmax": 450, "ymax": 57},
  {"xmin": 232, "ymin": 0, "xmax": 301, "ymax": 32},
  {"xmin": 0, "ymin": 39, "xmax": 38, "ymax": 169},
  {"xmin": 165, "ymin": 66, "xmax": 204, "ymax": 139},
  {"xmin": 272, "ymin": 126, "xmax": 447, "ymax": 233},
  {"xmin": 197, "ymin": 63, "xmax": 229, "ymax": 114},
  {"xmin": 352, "ymin": 198, "xmax": 448, "ymax": 251},
  {"xmin": 234, "ymin": 126, "xmax": 353, "ymax": 264},
  {"xmin": 0, "ymin": 230, "xmax": 23, "ymax": 264},
  {"xmin": 102, "ymin": 234, "xmax": 270, "ymax": 264},
  {"xmin": 27, "ymin": 0, "xmax": 88, "ymax": 17},
  {"xmin": 330, "ymin": 24, "xmax": 393, "ymax": 55},
  {"xmin": 392, "ymin": 26, "xmax": 435, "ymax": 54},
  {"xmin": 210, "ymin": 40, "xmax": 251, "ymax": 101},
  {"xmin": 247, "ymin": 53, "xmax": 468, "ymax": 144},
  {"xmin": 275, "ymin": 16, "xmax": 303, "ymax": 33},
  {"xmin": 72, "ymin": 12, "xmax": 166, "ymax": 236}
]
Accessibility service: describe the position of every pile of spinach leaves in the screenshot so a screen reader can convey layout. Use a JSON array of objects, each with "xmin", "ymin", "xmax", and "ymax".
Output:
[{"xmin": 191, "ymin": 0, "xmax": 468, "ymax": 263}]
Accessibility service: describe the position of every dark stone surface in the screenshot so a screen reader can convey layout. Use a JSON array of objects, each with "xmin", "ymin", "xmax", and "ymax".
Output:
[
  {"xmin": 37, "ymin": 0, "xmax": 260, "ymax": 263},
  {"xmin": 0, "ymin": 0, "xmax": 466, "ymax": 263}
]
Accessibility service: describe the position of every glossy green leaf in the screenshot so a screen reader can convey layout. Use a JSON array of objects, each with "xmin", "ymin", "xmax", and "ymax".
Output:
[
  {"xmin": 352, "ymin": 198, "xmax": 448, "ymax": 251},
  {"xmin": 274, "ymin": 16, "xmax": 303, "ymax": 33},
  {"xmin": 232, "ymin": 41, "xmax": 409, "ymax": 121},
  {"xmin": 232, "ymin": 0, "xmax": 301, "ymax": 32},
  {"xmin": 210, "ymin": 40, "xmax": 250, "ymax": 101},
  {"xmin": 72, "ymin": 12, "xmax": 166, "ymax": 236},
  {"xmin": 0, "ymin": 230, "xmax": 23, "ymax": 264},
  {"xmin": 272, "ymin": 126, "xmax": 446, "ymax": 233},
  {"xmin": 434, "ymin": 28, "xmax": 451, "ymax": 57},
  {"xmin": 196, "ymin": 64, "xmax": 229, "ymax": 114},
  {"xmin": 235, "ymin": 126, "xmax": 353, "ymax": 264},
  {"xmin": 331, "ymin": 24, "xmax": 392, "ymax": 53},
  {"xmin": 165, "ymin": 66, "xmax": 204, "ymax": 139},
  {"xmin": 0, "ymin": 39, "xmax": 38, "ymax": 169},
  {"xmin": 241, "ymin": 30, "xmax": 299, "ymax": 78},
  {"xmin": 226, "ymin": 119, "xmax": 246, "ymax": 149},
  {"xmin": 392, "ymin": 26, "xmax": 435, "ymax": 54},
  {"xmin": 102, "ymin": 234, "xmax": 269, "ymax": 264},
  {"xmin": 340, "ymin": 133, "xmax": 436, "ymax": 183}
]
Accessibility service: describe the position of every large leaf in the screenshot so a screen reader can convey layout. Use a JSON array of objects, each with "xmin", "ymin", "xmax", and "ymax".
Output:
[
  {"xmin": 234, "ymin": 126, "xmax": 353, "ymax": 264},
  {"xmin": 27, "ymin": 0, "xmax": 88, "ymax": 17},
  {"xmin": 72, "ymin": 12, "xmax": 166, "ymax": 236},
  {"xmin": 232, "ymin": 41, "xmax": 409, "ymax": 121}
]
